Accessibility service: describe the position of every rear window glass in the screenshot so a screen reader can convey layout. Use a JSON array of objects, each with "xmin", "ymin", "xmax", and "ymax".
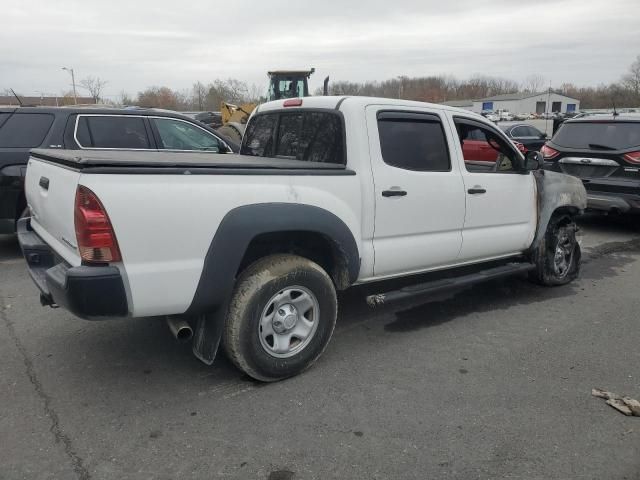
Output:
[
  {"xmin": 0, "ymin": 113, "xmax": 54, "ymax": 148},
  {"xmin": 553, "ymin": 122, "xmax": 640, "ymax": 150},
  {"xmin": 378, "ymin": 117, "xmax": 450, "ymax": 171},
  {"xmin": 241, "ymin": 111, "xmax": 345, "ymax": 164},
  {"xmin": 76, "ymin": 116, "xmax": 150, "ymax": 149}
]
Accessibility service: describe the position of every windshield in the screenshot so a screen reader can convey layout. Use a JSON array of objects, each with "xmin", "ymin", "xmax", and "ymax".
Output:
[{"xmin": 553, "ymin": 121, "xmax": 640, "ymax": 150}]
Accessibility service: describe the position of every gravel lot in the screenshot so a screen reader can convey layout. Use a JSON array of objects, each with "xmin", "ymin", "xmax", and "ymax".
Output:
[{"xmin": 1, "ymin": 214, "xmax": 639, "ymax": 480}]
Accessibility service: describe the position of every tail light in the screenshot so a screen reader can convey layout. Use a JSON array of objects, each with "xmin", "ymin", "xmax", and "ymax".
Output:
[
  {"xmin": 74, "ymin": 185, "xmax": 121, "ymax": 263},
  {"xmin": 623, "ymin": 151, "xmax": 640, "ymax": 164},
  {"xmin": 541, "ymin": 144, "xmax": 559, "ymax": 160}
]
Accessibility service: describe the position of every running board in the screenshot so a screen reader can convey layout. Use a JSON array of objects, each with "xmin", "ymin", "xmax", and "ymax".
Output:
[{"xmin": 366, "ymin": 262, "xmax": 535, "ymax": 307}]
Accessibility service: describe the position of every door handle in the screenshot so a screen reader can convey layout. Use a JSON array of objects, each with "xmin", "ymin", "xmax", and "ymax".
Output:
[
  {"xmin": 39, "ymin": 177, "xmax": 49, "ymax": 190},
  {"xmin": 467, "ymin": 188, "xmax": 486, "ymax": 194},
  {"xmin": 382, "ymin": 189, "xmax": 407, "ymax": 197}
]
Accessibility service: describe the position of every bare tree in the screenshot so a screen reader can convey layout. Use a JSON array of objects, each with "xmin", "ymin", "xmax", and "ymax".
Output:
[
  {"xmin": 117, "ymin": 90, "xmax": 134, "ymax": 106},
  {"xmin": 79, "ymin": 76, "xmax": 108, "ymax": 103},
  {"xmin": 622, "ymin": 54, "xmax": 640, "ymax": 99},
  {"xmin": 192, "ymin": 81, "xmax": 206, "ymax": 110},
  {"xmin": 522, "ymin": 74, "xmax": 545, "ymax": 93}
]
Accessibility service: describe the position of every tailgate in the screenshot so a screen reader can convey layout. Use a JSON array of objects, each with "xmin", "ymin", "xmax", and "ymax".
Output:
[{"xmin": 25, "ymin": 156, "xmax": 82, "ymax": 266}]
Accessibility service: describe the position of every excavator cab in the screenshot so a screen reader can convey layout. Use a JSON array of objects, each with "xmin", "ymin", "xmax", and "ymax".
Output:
[
  {"xmin": 218, "ymin": 68, "xmax": 328, "ymax": 144},
  {"xmin": 266, "ymin": 69, "xmax": 313, "ymax": 101}
]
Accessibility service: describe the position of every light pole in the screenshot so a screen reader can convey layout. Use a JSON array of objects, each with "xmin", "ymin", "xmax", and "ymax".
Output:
[{"xmin": 62, "ymin": 67, "xmax": 78, "ymax": 105}]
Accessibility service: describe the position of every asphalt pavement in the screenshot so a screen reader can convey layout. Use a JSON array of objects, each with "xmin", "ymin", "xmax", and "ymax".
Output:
[{"xmin": 1, "ymin": 214, "xmax": 639, "ymax": 480}]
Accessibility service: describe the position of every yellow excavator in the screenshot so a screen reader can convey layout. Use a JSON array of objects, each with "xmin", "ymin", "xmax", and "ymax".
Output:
[{"xmin": 216, "ymin": 68, "xmax": 329, "ymax": 144}]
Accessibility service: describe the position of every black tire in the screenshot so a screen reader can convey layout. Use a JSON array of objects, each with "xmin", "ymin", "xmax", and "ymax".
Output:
[
  {"xmin": 216, "ymin": 125, "xmax": 243, "ymax": 145},
  {"xmin": 529, "ymin": 214, "xmax": 581, "ymax": 286},
  {"xmin": 223, "ymin": 254, "xmax": 337, "ymax": 382}
]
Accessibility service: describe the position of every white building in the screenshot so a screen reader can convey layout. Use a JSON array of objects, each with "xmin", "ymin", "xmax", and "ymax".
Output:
[
  {"xmin": 442, "ymin": 92, "xmax": 580, "ymax": 115},
  {"xmin": 471, "ymin": 92, "xmax": 580, "ymax": 115}
]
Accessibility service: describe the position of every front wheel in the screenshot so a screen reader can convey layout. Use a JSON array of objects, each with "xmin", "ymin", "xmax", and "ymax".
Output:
[
  {"xmin": 530, "ymin": 215, "xmax": 581, "ymax": 286},
  {"xmin": 223, "ymin": 254, "xmax": 337, "ymax": 381}
]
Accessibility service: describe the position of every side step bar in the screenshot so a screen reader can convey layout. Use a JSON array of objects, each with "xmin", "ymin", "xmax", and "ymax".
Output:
[{"xmin": 366, "ymin": 262, "xmax": 535, "ymax": 307}]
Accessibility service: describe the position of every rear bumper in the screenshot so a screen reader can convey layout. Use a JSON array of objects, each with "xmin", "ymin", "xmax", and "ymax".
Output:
[
  {"xmin": 544, "ymin": 162, "xmax": 640, "ymax": 214},
  {"xmin": 17, "ymin": 217, "xmax": 129, "ymax": 319},
  {"xmin": 586, "ymin": 192, "xmax": 640, "ymax": 214}
]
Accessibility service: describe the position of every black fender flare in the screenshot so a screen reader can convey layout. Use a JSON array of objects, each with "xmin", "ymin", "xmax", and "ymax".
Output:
[{"xmin": 185, "ymin": 203, "xmax": 360, "ymax": 315}]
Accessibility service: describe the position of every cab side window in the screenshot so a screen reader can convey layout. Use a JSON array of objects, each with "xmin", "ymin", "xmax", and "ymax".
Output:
[{"xmin": 454, "ymin": 120, "xmax": 521, "ymax": 173}]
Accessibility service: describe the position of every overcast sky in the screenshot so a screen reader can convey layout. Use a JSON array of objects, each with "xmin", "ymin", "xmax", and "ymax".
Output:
[{"xmin": 1, "ymin": 0, "xmax": 639, "ymax": 99}]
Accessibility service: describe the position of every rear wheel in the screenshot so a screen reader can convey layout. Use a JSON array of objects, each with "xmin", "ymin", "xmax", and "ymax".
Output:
[
  {"xmin": 223, "ymin": 254, "xmax": 337, "ymax": 382},
  {"xmin": 530, "ymin": 215, "xmax": 580, "ymax": 286}
]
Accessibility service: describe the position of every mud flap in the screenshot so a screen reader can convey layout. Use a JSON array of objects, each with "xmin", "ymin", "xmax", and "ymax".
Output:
[{"xmin": 191, "ymin": 307, "xmax": 225, "ymax": 365}]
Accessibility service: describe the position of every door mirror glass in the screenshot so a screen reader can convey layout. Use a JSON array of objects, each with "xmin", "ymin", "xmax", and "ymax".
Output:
[{"xmin": 524, "ymin": 151, "xmax": 543, "ymax": 171}]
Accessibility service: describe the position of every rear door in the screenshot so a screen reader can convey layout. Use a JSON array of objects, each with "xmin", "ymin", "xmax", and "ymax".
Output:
[
  {"xmin": 367, "ymin": 107, "xmax": 466, "ymax": 277},
  {"xmin": 73, "ymin": 114, "xmax": 155, "ymax": 150},
  {"xmin": 450, "ymin": 115, "xmax": 536, "ymax": 262}
]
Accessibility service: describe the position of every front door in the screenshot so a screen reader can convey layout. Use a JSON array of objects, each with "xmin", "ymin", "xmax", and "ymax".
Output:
[
  {"xmin": 449, "ymin": 116, "xmax": 537, "ymax": 262},
  {"xmin": 367, "ymin": 107, "xmax": 466, "ymax": 278}
]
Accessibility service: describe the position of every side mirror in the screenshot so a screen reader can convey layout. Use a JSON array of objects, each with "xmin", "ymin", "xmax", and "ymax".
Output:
[
  {"xmin": 539, "ymin": 132, "xmax": 548, "ymax": 139},
  {"xmin": 524, "ymin": 151, "xmax": 543, "ymax": 171}
]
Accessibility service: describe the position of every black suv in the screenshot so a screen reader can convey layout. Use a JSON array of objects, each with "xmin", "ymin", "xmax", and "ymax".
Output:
[
  {"xmin": 0, "ymin": 107, "xmax": 239, "ymax": 233},
  {"xmin": 542, "ymin": 114, "xmax": 640, "ymax": 215}
]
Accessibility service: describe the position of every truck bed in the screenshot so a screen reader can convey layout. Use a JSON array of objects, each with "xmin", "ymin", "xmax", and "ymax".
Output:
[{"xmin": 30, "ymin": 149, "xmax": 352, "ymax": 175}]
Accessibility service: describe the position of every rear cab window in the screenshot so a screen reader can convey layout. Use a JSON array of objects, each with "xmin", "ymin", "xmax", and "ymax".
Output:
[
  {"xmin": 553, "ymin": 121, "xmax": 640, "ymax": 150},
  {"xmin": 75, "ymin": 115, "xmax": 151, "ymax": 149},
  {"xmin": 241, "ymin": 110, "xmax": 345, "ymax": 164},
  {"xmin": 0, "ymin": 113, "xmax": 55, "ymax": 148}
]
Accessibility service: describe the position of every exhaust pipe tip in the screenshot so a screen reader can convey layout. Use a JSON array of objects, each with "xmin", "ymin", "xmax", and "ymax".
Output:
[{"xmin": 166, "ymin": 316, "xmax": 193, "ymax": 343}]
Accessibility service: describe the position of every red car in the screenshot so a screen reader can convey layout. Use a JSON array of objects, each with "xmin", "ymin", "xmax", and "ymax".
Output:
[{"xmin": 461, "ymin": 128, "xmax": 525, "ymax": 161}]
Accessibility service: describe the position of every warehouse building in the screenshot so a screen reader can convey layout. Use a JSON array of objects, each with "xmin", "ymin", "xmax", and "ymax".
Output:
[
  {"xmin": 442, "ymin": 92, "xmax": 580, "ymax": 115},
  {"xmin": 472, "ymin": 92, "xmax": 580, "ymax": 115}
]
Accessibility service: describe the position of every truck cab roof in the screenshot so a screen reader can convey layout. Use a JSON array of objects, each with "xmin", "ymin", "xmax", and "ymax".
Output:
[{"xmin": 255, "ymin": 95, "xmax": 484, "ymax": 117}]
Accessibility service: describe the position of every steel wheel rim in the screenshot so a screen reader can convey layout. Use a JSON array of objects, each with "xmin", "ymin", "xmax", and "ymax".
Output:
[
  {"xmin": 553, "ymin": 229, "xmax": 575, "ymax": 278},
  {"xmin": 258, "ymin": 286, "xmax": 320, "ymax": 358}
]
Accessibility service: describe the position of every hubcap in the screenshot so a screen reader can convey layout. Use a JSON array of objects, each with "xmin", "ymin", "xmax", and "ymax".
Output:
[
  {"xmin": 259, "ymin": 286, "xmax": 320, "ymax": 358},
  {"xmin": 553, "ymin": 228, "xmax": 575, "ymax": 278}
]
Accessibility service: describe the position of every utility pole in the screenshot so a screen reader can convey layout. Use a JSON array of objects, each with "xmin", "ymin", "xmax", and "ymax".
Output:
[{"xmin": 62, "ymin": 67, "xmax": 78, "ymax": 104}]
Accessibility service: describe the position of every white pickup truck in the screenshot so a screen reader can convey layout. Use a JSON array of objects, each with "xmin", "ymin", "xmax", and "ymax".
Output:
[{"xmin": 18, "ymin": 96, "xmax": 586, "ymax": 381}]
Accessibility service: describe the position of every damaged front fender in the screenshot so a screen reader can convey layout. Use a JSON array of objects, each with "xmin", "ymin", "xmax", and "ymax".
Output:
[{"xmin": 531, "ymin": 170, "xmax": 587, "ymax": 250}]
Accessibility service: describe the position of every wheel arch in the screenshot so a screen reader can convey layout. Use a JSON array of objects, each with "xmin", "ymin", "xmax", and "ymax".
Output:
[
  {"xmin": 530, "ymin": 170, "xmax": 586, "ymax": 251},
  {"xmin": 185, "ymin": 203, "xmax": 360, "ymax": 315}
]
